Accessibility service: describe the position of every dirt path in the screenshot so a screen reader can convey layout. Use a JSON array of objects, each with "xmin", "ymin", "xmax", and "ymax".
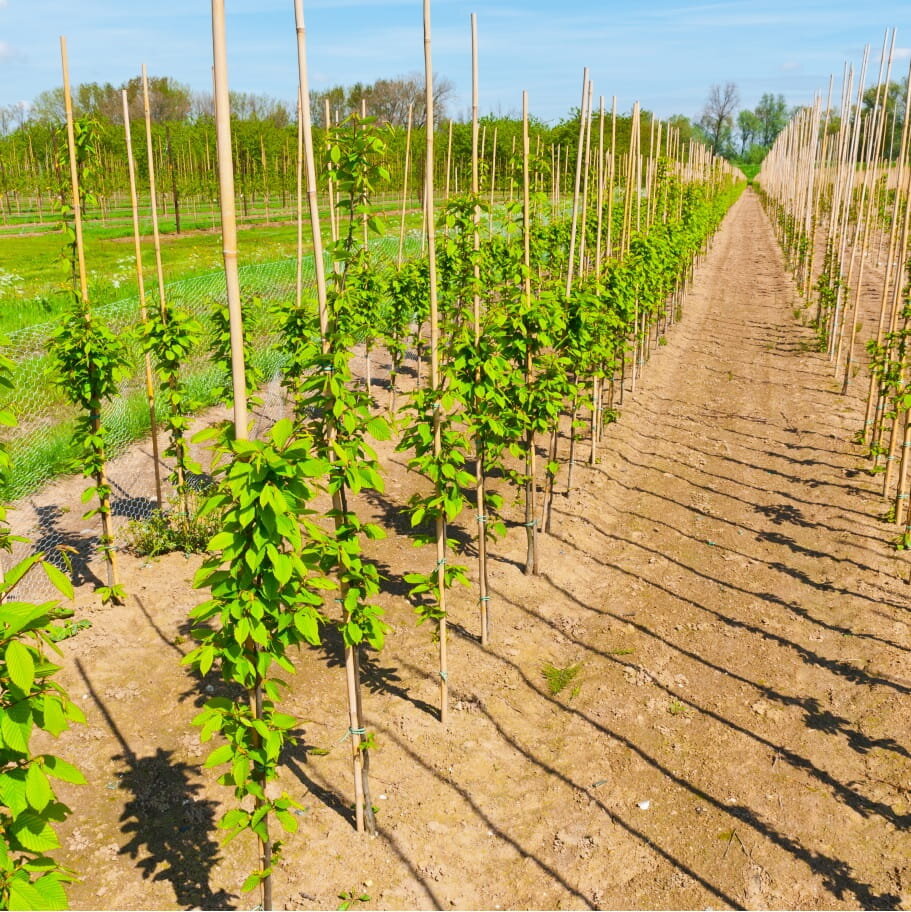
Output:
[{"xmin": 51, "ymin": 188, "xmax": 911, "ymax": 911}]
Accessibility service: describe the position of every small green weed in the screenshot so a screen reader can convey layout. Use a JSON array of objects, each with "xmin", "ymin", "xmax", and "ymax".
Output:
[
  {"xmin": 338, "ymin": 889, "xmax": 371, "ymax": 910},
  {"xmin": 657, "ymin": 335, "xmax": 668, "ymax": 346},
  {"xmin": 124, "ymin": 488, "xmax": 220, "ymax": 557},
  {"xmin": 609, "ymin": 646, "xmax": 634, "ymax": 656},
  {"xmin": 667, "ymin": 699, "xmax": 687, "ymax": 716},
  {"xmin": 542, "ymin": 662, "xmax": 581, "ymax": 696},
  {"xmin": 47, "ymin": 618, "xmax": 92, "ymax": 642}
]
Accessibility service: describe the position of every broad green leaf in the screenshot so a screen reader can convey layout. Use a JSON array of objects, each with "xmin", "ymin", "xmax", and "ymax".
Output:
[
  {"xmin": 25, "ymin": 764, "xmax": 52, "ymax": 811},
  {"xmin": 41, "ymin": 755, "xmax": 86, "ymax": 785},
  {"xmin": 5, "ymin": 640, "xmax": 34, "ymax": 693},
  {"xmin": 29, "ymin": 873, "xmax": 68, "ymax": 911},
  {"xmin": 9, "ymin": 809, "xmax": 60, "ymax": 853},
  {"xmin": 40, "ymin": 563, "xmax": 74, "ymax": 600}
]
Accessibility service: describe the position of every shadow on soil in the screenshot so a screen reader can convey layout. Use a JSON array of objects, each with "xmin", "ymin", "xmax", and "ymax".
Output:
[{"xmin": 75, "ymin": 658, "xmax": 235, "ymax": 910}]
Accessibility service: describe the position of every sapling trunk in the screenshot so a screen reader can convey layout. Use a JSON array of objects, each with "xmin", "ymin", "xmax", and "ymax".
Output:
[{"xmin": 566, "ymin": 392, "xmax": 580, "ymax": 495}]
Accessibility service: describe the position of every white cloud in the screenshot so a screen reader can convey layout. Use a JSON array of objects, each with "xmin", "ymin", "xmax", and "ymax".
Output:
[
  {"xmin": 0, "ymin": 41, "xmax": 14, "ymax": 61},
  {"xmin": 781, "ymin": 61, "xmax": 801, "ymax": 71}
]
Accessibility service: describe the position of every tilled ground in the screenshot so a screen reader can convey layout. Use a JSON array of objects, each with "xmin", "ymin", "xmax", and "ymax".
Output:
[{"xmin": 44, "ymin": 188, "xmax": 911, "ymax": 910}]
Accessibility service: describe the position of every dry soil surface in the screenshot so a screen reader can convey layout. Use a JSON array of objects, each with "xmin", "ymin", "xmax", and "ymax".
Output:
[{"xmin": 46, "ymin": 188, "xmax": 911, "ymax": 910}]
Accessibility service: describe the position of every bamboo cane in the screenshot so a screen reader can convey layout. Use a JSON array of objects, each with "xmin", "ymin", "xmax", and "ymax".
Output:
[
  {"xmin": 521, "ymin": 89, "xmax": 538, "ymax": 577},
  {"xmin": 422, "ymin": 0, "xmax": 449, "ymax": 723},
  {"xmin": 294, "ymin": 0, "xmax": 375, "ymax": 833},
  {"xmin": 60, "ymin": 36, "xmax": 122, "ymax": 601},
  {"xmin": 122, "ymin": 90, "xmax": 164, "ymax": 512},
  {"xmin": 468, "ymin": 13, "xmax": 491, "ymax": 645},
  {"xmin": 211, "ymin": 3, "xmax": 264, "ymax": 905}
]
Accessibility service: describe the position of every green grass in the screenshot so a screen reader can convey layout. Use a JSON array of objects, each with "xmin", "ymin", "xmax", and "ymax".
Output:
[
  {"xmin": 542, "ymin": 662, "xmax": 581, "ymax": 696},
  {"xmin": 0, "ymin": 203, "xmax": 425, "ymax": 336}
]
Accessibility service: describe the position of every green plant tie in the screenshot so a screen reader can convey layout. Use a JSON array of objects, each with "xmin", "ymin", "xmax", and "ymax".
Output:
[
  {"xmin": 439, "ymin": 670, "xmax": 448, "ymax": 682},
  {"xmin": 436, "ymin": 558, "xmax": 446, "ymax": 567},
  {"xmin": 898, "ymin": 493, "xmax": 909, "ymax": 499},
  {"xmin": 523, "ymin": 519, "xmax": 538, "ymax": 527},
  {"xmin": 476, "ymin": 514, "xmax": 488, "ymax": 523},
  {"xmin": 334, "ymin": 726, "xmax": 367, "ymax": 747},
  {"xmin": 479, "ymin": 595, "xmax": 491, "ymax": 602}
]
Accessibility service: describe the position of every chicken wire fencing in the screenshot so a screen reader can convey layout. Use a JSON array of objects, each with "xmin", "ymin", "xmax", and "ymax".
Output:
[{"xmin": 3, "ymin": 232, "xmax": 423, "ymax": 600}]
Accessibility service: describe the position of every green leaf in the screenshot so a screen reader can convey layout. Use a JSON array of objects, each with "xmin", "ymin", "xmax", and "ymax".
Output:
[
  {"xmin": 29, "ymin": 873, "xmax": 68, "ymax": 911},
  {"xmin": 25, "ymin": 764, "xmax": 52, "ymax": 811},
  {"xmin": 40, "ymin": 562, "xmax": 73, "ymax": 600},
  {"xmin": 6, "ymin": 640, "xmax": 35, "ymax": 693},
  {"xmin": 41, "ymin": 755, "xmax": 86, "ymax": 785},
  {"xmin": 9, "ymin": 809, "xmax": 60, "ymax": 852},
  {"xmin": 8, "ymin": 877, "xmax": 47, "ymax": 911},
  {"xmin": 270, "ymin": 418, "xmax": 293, "ymax": 448},
  {"xmin": 204, "ymin": 743, "xmax": 233, "ymax": 769},
  {"xmin": 241, "ymin": 871, "xmax": 265, "ymax": 893}
]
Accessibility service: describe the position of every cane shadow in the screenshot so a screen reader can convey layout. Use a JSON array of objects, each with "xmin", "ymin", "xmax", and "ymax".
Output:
[
  {"xmin": 308, "ymin": 625, "xmax": 437, "ymax": 720},
  {"xmin": 75, "ymin": 659, "xmax": 235, "ymax": 910},
  {"xmin": 452, "ymin": 608, "xmax": 902, "ymax": 910},
  {"xmin": 280, "ymin": 748, "xmax": 447, "ymax": 908}
]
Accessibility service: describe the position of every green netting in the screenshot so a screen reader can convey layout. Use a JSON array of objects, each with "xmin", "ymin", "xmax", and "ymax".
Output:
[{"xmin": 3, "ymin": 231, "xmax": 422, "ymax": 598}]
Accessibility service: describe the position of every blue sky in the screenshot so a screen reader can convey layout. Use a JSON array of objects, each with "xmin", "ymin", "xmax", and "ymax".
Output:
[{"xmin": 0, "ymin": 1, "xmax": 908, "ymax": 123}]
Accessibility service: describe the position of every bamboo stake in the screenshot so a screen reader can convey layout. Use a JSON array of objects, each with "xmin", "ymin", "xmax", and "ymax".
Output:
[
  {"xmin": 397, "ymin": 103, "xmax": 414, "ymax": 266},
  {"xmin": 522, "ymin": 89, "xmax": 537, "ymax": 577},
  {"xmin": 565, "ymin": 69, "xmax": 590, "ymax": 298},
  {"xmin": 60, "ymin": 36, "xmax": 122, "ymax": 600},
  {"xmin": 294, "ymin": 0, "xmax": 374, "ymax": 834},
  {"xmin": 325, "ymin": 99, "xmax": 339, "ymax": 244},
  {"xmin": 444, "ymin": 119, "xmax": 454, "ymax": 200},
  {"xmin": 142, "ymin": 66, "xmax": 189, "ymax": 510},
  {"xmin": 469, "ymin": 12, "xmax": 491, "ymax": 645},
  {"xmin": 422, "ymin": 0, "xmax": 449, "ymax": 723},
  {"xmin": 211, "ymin": 3, "xmax": 263, "ymax": 906},
  {"xmin": 122, "ymin": 90, "xmax": 164, "ymax": 512}
]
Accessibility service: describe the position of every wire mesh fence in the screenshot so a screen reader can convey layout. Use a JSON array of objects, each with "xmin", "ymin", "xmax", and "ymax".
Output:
[{"xmin": 3, "ymin": 231, "xmax": 421, "ymax": 599}]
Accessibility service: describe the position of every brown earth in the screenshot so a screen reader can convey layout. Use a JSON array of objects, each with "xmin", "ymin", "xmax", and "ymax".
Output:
[{"xmin": 39, "ymin": 188, "xmax": 911, "ymax": 911}]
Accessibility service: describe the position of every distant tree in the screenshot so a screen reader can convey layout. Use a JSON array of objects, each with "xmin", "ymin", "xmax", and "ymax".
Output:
[
  {"xmin": 122, "ymin": 75, "xmax": 192, "ymax": 122},
  {"xmin": 667, "ymin": 113, "xmax": 708, "ymax": 148},
  {"xmin": 311, "ymin": 73, "xmax": 454, "ymax": 127},
  {"xmin": 861, "ymin": 79, "xmax": 906, "ymax": 158},
  {"xmin": 737, "ymin": 109, "xmax": 761, "ymax": 155},
  {"xmin": 699, "ymin": 82, "xmax": 739, "ymax": 155},
  {"xmin": 754, "ymin": 92, "xmax": 789, "ymax": 147},
  {"xmin": 228, "ymin": 92, "xmax": 291, "ymax": 127},
  {"xmin": 30, "ymin": 87, "xmax": 66, "ymax": 123}
]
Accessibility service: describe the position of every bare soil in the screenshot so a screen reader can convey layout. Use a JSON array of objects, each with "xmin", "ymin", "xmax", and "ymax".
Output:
[{"xmin": 41, "ymin": 189, "xmax": 911, "ymax": 910}]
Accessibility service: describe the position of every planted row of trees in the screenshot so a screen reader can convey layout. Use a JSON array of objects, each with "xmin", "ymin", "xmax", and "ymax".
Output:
[
  {"xmin": 0, "ymin": 5, "xmax": 742, "ymax": 909},
  {"xmin": 758, "ymin": 28, "xmax": 911, "ymax": 560}
]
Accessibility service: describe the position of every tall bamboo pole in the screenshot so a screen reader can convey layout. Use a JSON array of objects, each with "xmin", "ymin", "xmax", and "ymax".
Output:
[
  {"xmin": 294, "ymin": 0, "xmax": 374, "ymax": 833},
  {"xmin": 122, "ymin": 90, "xmax": 164, "ymax": 511},
  {"xmin": 397, "ymin": 103, "xmax": 414, "ymax": 266},
  {"xmin": 423, "ymin": 0, "xmax": 449, "ymax": 723},
  {"xmin": 469, "ymin": 13, "xmax": 491, "ymax": 644},
  {"xmin": 564, "ymin": 69, "xmax": 590, "ymax": 299},
  {"xmin": 210, "ymin": 2, "xmax": 262, "ymax": 905},
  {"xmin": 60, "ymin": 36, "xmax": 122, "ymax": 599},
  {"xmin": 522, "ymin": 88, "xmax": 537, "ymax": 577}
]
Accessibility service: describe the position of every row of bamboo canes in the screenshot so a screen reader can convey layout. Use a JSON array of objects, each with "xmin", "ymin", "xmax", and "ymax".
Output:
[
  {"xmin": 758, "ymin": 27, "xmax": 911, "ymax": 558},
  {"xmin": 54, "ymin": 5, "xmax": 739, "ymax": 899}
]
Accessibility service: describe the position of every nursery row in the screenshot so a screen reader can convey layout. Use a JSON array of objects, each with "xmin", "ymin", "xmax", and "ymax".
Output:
[{"xmin": 0, "ymin": 4, "xmax": 743, "ymax": 910}]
